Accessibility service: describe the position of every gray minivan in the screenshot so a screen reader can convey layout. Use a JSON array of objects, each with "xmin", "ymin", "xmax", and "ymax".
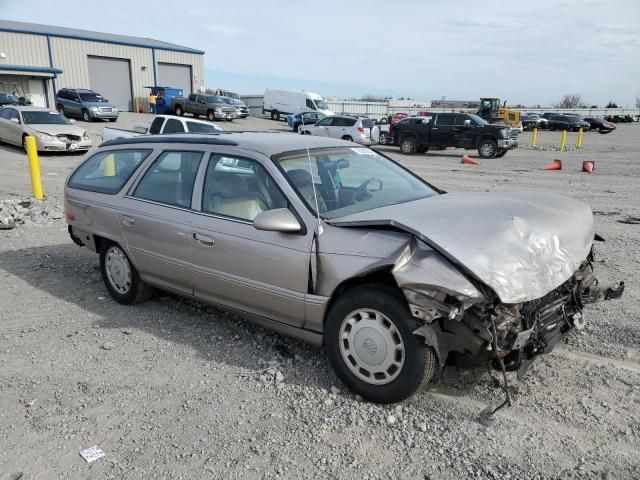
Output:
[{"xmin": 55, "ymin": 88, "xmax": 119, "ymax": 122}]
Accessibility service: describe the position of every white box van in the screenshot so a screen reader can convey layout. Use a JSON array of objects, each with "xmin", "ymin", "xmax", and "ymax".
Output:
[{"xmin": 263, "ymin": 89, "xmax": 334, "ymax": 120}]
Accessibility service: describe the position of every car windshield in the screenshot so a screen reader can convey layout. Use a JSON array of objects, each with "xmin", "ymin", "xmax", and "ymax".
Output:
[
  {"xmin": 0, "ymin": 93, "xmax": 19, "ymax": 103},
  {"xmin": 468, "ymin": 114, "xmax": 488, "ymax": 125},
  {"xmin": 277, "ymin": 147, "xmax": 438, "ymax": 219},
  {"xmin": 79, "ymin": 92, "xmax": 107, "ymax": 102},
  {"xmin": 207, "ymin": 96, "xmax": 224, "ymax": 104},
  {"xmin": 314, "ymin": 99, "xmax": 329, "ymax": 110},
  {"xmin": 222, "ymin": 91, "xmax": 240, "ymax": 100},
  {"xmin": 22, "ymin": 111, "xmax": 72, "ymax": 125}
]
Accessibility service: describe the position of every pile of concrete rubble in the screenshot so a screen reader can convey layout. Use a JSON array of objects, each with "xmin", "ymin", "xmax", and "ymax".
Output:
[{"xmin": 0, "ymin": 198, "xmax": 64, "ymax": 230}]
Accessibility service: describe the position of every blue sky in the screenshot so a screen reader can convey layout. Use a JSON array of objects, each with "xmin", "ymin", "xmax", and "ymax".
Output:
[{"xmin": 2, "ymin": 0, "xmax": 639, "ymax": 106}]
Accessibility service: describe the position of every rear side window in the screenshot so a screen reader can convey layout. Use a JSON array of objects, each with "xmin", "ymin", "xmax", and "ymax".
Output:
[
  {"xmin": 133, "ymin": 151, "xmax": 203, "ymax": 208},
  {"xmin": 148, "ymin": 117, "xmax": 165, "ymax": 134},
  {"xmin": 360, "ymin": 118, "xmax": 375, "ymax": 128},
  {"xmin": 68, "ymin": 149, "xmax": 152, "ymax": 194},
  {"xmin": 332, "ymin": 117, "xmax": 356, "ymax": 127},
  {"xmin": 436, "ymin": 114, "xmax": 456, "ymax": 125},
  {"xmin": 163, "ymin": 118, "xmax": 185, "ymax": 134}
]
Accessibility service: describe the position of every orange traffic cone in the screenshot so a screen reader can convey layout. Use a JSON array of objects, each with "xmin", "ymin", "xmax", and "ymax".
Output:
[
  {"xmin": 582, "ymin": 161, "xmax": 595, "ymax": 173},
  {"xmin": 461, "ymin": 154, "xmax": 479, "ymax": 165},
  {"xmin": 542, "ymin": 159, "xmax": 562, "ymax": 170}
]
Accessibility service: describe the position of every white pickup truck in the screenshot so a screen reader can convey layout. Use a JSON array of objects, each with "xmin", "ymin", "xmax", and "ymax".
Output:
[{"xmin": 102, "ymin": 115, "xmax": 223, "ymax": 141}]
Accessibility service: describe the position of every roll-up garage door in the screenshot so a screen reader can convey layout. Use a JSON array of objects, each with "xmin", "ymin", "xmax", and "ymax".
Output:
[
  {"xmin": 158, "ymin": 63, "xmax": 192, "ymax": 95},
  {"xmin": 87, "ymin": 56, "xmax": 133, "ymax": 111}
]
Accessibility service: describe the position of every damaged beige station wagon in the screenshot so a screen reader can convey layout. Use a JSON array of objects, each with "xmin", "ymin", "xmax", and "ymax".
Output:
[{"xmin": 65, "ymin": 133, "xmax": 624, "ymax": 404}]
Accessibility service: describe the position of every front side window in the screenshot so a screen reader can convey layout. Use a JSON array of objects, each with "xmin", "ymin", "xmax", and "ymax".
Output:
[
  {"xmin": 306, "ymin": 99, "xmax": 316, "ymax": 110},
  {"xmin": 163, "ymin": 118, "xmax": 186, "ymax": 134},
  {"xmin": 317, "ymin": 117, "xmax": 333, "ymax": 127},
  {"xmin": 202, "ymin": 155, "xmax": 287, "ymax": 221},
  {"xmin": 277, "ymin": 147, "xmax": 438, "ymax": 219},
  {"xmin": 68, "ymin": 149, "xmax": 152, "ymax": 194},
  {"xmin": 134, "ymin": 151, "xmax": 203, "ymax": 208}
]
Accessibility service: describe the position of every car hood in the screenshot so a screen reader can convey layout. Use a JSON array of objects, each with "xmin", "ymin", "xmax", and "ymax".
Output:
[
  {"xmin": 27, "ymin": 124, "xmax": 86, "ymax": 136},
  {"xmin": 329, "ymin": 191, "xmax": 594, "ymax": 303}
]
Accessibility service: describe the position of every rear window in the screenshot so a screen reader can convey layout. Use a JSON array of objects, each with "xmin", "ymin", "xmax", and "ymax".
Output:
[
  {"xmin": 68, "ymin": 149, "xmax": 152, "ymax": 194},
  {"xmin": 360, "ymin": 118, "xmax": 375, "ymax": 128}
]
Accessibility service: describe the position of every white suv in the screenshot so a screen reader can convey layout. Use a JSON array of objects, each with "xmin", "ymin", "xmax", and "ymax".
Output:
[{"xmin": 301, "ymin": 115, "xmax": 380, "ymax": 145}]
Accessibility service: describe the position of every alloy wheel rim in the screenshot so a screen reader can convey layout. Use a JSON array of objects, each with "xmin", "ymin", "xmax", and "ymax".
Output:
[
  {"xmin": 105, "ymin": 246, "xmax": 132, "ymax": 295},
  {"xmin": 339, "ymin": 309, "xmax": 405, "ymax": 385},
  {"xmin": 481, "ymin": 143, "xmax": 494, "ymax": 156},
  {"xmin": 401, "ymin": 139, "xmax": 413, "ymax": 152}
]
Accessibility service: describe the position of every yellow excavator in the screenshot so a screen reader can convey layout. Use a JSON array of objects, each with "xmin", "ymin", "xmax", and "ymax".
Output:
[{"xmin": 476, "ymin": 98, "xmax": 522, "ymax": 130}]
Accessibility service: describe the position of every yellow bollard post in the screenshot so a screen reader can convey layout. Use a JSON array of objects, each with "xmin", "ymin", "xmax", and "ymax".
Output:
[
  {"xmin": 25, "ymin": 136, "xmax": 44, "ymax": 200},
  {"xmin": 560, "ymin": 130, "xmax": 567, "ymax": 151},
  {"xmin": 576, "ymin": 128, "xmax": 583, "ymax": 148},
  {"xmin": 104, "ymin": 153, "xmax": 116, "ymax": 176},
  {"xmin": 531, "ymin": 127, "xmax": 538, "ymax": 148}
]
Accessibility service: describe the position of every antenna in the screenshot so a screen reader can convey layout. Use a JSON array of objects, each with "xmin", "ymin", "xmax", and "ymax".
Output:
[{"xmin": 299, "ymin": 112, "xmax": 324, "ymax": 235}]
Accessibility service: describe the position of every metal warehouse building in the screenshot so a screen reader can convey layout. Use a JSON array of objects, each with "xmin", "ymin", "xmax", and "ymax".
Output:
[{"xmin": 0, "ymin": 19, "xmax": 204, "ymax": 111}]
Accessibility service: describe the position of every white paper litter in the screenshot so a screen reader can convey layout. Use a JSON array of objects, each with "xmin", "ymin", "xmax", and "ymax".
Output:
[{"xmin": 79, "ymin": 446, "xmax": 105, "ymax": 463}]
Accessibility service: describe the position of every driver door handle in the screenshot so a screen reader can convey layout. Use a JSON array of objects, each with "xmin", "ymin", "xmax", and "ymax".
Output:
[
  {"xmin": 193, "ymin": 232, "xmax": 215, "ymax": 246},
  {"xmin": 121, "ymin": 215, "xmax": 135, "ymax": 226}
]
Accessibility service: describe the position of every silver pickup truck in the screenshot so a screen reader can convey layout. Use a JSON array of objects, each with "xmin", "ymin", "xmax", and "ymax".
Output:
[
  {"xmin": 170, "ymin": 94, "xmax": 238, "ymax": 121},
  {"xmin": 102, "ymin": 115, "xmax": 223, "ymax": 141}
]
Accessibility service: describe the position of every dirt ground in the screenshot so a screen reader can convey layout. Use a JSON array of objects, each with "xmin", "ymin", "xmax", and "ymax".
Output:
[{"xmin": 1, "ymin": 114, "xmax": 639, "ymax": 479}]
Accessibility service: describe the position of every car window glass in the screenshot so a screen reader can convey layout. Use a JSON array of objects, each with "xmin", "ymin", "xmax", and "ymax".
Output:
[
  {"xmin": 188, "ymin": 94, "xmax": 196, "ymax": 101},
  {"xmin": 0, "ymin": 109, "xmax": 12, "ymax": 119},
  {"xmin": 134, "ymin": 151, "xmax": 203, "ymax": 208},
  {"xmin": 202, "ymin": 155, "xmax": 287, "ymax": 221},
  {"xmin": 306, "ymin": 99, "xmax": 316, "ymax": 110},
  {"xmin": 148, "ymin": 117, "xmax": 165, "ymax": 134},
  {"xmin": 317, "ymin": 117, "xmax": 333, "ymax": 126},
  {"xmin": 68, "ymin": 149, "xmax": 152, "ymax": 194},
  {"xmin": 163, "ymin": 118, "xmax": 185, "ymax": 134},
  {"xmin": 185, "ymin": 121, "xmax": 217, "ymax": 133},
  {"xmin": 9, "ymin": 110, "xmax": 20, "ymax": 122},
  {"xmin": 455, "ymin": 115, "xmax": 471, "ymax": 126},
  {"xmin": 437, "ymin": 114, "xmax": 456, "ymax": 126}
]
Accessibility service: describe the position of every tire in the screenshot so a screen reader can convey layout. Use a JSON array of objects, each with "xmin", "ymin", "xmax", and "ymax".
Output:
[
  {"xmin": 495, "ymin": 150, "xmax": 507, "ymax": 158},
  {"xmin": 342, "ymin": 135, "xmax": 353, "ymax": 142},
  {"xmin": 22, "ymin": 135, "xmax": 28, "ymax": 152},
  {"xmin": 99, "ymin": 241, "xmax": 153, "ymax": 305},
  {"xmin": 325, "ymin": 284, "xmax": 436, "ymax": 404},
  {"xmin": 82, "ymin": 110, "xmax": 91, "ymax": 122},
  {"xmin": 478, "ymin": 139, "xmax": 498, "ymax": 159},
  {"xmin": 57, "ymin": 104, "xmax": 65, "ymax": 116},
  {"xmin": 175, "ymin": 106, "xmax": 184, "ymax": 116},
  {"xmin": 271, "ymin": 110, "xmax": 280, "ymax": 121},
  {"xmin": 207, "ymin": 111, "xmax": 215, "ymax": 122},
  {"xmin": 379, "ymin": 132, "xmax": 388, "ymax": 144},
  {"xmin": 399, "ymin": 136, "xmax": 417, "ymax": 155}
]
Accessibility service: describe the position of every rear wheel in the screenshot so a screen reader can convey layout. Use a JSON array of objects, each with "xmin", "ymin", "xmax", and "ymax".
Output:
[
  {"xmin": 174, "ymin": 106, "xmax": 183, "ymax": 116},
  {"xmin": 399, "ymin": 136, "xmax": 417, "ymax": 155},
  {"xmin": 325, "ymin": 285, "xmax": 436, "ymax": 403},
  {"xmin": 342, "ymin": 135, "xmax": 353, "ymax": 142},
  {"xmin": 99, "ymin": 241, "xmax": 153, "ymax": 305},
  {"xmin": 271, "ymin": 110, "xmax": 280, "ymax": 121},
  {"xmin": 478, "ymin": 140, "xmax": 498, "ymax": 159}
]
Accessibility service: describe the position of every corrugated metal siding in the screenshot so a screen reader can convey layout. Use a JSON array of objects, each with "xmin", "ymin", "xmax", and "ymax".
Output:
[
  {"xmin": 155, "ymin": 50, "xmax": 203, "ymax": 94},
  {"xmin": 0, "ymin": 32, "xmax": 49, "ymax": 67},
  {"xmin": 50, "ymin": 36, "xmax": 155, "ymax": 103}
]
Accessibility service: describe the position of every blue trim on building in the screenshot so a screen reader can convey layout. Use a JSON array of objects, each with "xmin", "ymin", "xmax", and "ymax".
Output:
[
  {"xmin": 46, "ymin": 35, "xmax": 57, "ymax": 95},
  {"xmin": 0, "ymin": 64, "xmax": 63, "ymax": 74},
  {"xmin": 0, "ymin": 26, "xmax": 204, "ymax": 55},
  {"xmin": 152, "ymin": 48, "xmax": 158, "ymax": 87}
]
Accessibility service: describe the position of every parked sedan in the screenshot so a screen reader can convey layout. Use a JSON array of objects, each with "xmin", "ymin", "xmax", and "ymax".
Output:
[
  {"xmin": 65, "ymin": 133, "xmax": 623, "ymax": 404},
  {"xmin": 301, "ymin": 115, "xmax": 380, "ymax": 145},
  {"xmin": 547, "ymin": 115, "xmax": 591, "ymax": 132},
  {"xmin": 287, "ymin": 111, "xmax": 326, "ymax": 132},
  {"xmin": 583, "ymin": 117, "xmax": 616, "ymax": 134},
  {"xmin": 0, "ymin": 106, "xmax": 91, "ymax": 152},
  {"xmin": 524, "ymin": 113, "xmax": 548, "ymax": 129},
  {"xmin": 521, "ymin": 114, "xmax": 541, "ymax": 131}
]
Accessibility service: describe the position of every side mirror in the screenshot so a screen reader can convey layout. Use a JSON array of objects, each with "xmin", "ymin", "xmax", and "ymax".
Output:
[
  {"xmin": 10, "ymin": 117, "xmax": 19, "ymax": 124},
  {"xmin": 253, "ymin": 208, "xmax": 302, "ymax": 233},
  {"xmin": 463, "ymin": 119, "xmax": 472, "ymax": 128}
]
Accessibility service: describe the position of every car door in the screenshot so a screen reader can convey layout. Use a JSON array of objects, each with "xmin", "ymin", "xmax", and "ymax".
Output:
[
  {"xmin": 67, "ymin": 91, "xmax": 82, "ymax": 117},
  {"xmin": 0, "ymin": 108, "xmax": 13, "ymax": 142},
  {"xmin": 310, "ymin": 116, "xmax": 333, "ymax": 136},
  {"xmin": 195, "ymin": 95, "xmax": 207, "ymax": 116},
  {"xmin": 330, "ymin": 117, "xmax": 356, "ymax": 139},
  {"xmin": 119, "ymin": 149, "xmax": 204, "ymax": 294},
  {"xmin": 5, "ymin": 109, "xmax": 24, "ymax": 145},
  {"xmin": 453, "ymin": 114, "xmax": 476, "ymax": 148},
  {"xmin": 189, "ymin": 151, "xmax": 312, "ymax": 327},
  {"xmin": 430, "ymin": 113, "xmax": 455, "ymax": 146}
]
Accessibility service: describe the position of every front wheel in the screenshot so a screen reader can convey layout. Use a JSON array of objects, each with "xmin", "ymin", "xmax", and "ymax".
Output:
[
  {"xmin": 57, "ymin": 105, "xmax": 65, "ymax": 116},
  {"xmin": 207, "ymin": 111, "xmax": 215, "ymax": 122},
  {"xmin": 271, "ymin": 110, "xmax": 280, "ymax": 121},
  {"xmin": 325, "ymin": 285, "xmax": 436, "ymax": 404},
  {"xmin": 478, "ymin": 140, "xmax": 498, "ymax": 159},
  {"xmin": 174, "ymin": 106, "xmax": 183, "ymax": 116},
  {"xmin": 99, "ymin": 241, "xmax": 153, "ymax": 305},
  {"xmin": 82, "ymin": 110, "xmax": 91, "ymax": 122}
]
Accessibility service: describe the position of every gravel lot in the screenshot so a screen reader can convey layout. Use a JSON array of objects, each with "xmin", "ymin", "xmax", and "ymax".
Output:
[{"xmin": 1, "ymin": 113, "xmax": 639, "ymax": 479}]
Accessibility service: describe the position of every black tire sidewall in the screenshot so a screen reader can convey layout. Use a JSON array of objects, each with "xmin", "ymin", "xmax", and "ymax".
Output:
[
  {"xmin": 207, "ymin": 111, "xmax": 215, "ymax": 121},
  {"xmin": 99, "ymin": 241, "xmax": 144, "ymax": 305},
  {"xmin": 400, "ymin": 136, "xmax": 417, "ymax": 155},
  {"xmin": 325, "ymin": 286, "xmax": 431, "ymax": 403}
]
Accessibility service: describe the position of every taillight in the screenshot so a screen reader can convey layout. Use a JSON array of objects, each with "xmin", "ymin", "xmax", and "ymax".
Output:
[
  {"xmin": 65, "ymin": 212, "xmax": 75, "ymax": 222},
  {"xmin": 357, "ymin": 127, "xmax": 365, "ymax": 133}
]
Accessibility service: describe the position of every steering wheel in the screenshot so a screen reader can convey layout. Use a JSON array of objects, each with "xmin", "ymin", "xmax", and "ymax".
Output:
[{"xmin": 353, "ymin": 177, "xmax": 383, "ymax": 203}]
